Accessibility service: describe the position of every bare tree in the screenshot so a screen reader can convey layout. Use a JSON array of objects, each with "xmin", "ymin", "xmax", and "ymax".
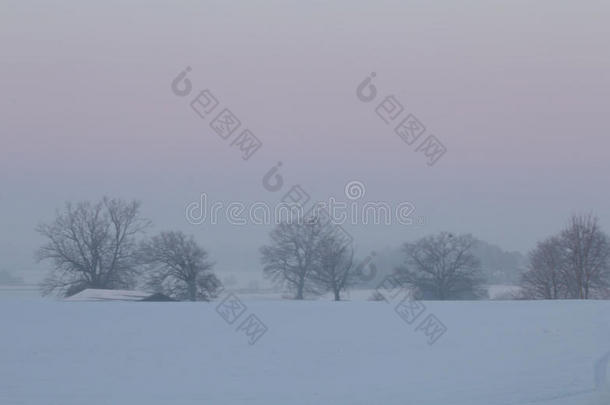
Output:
[
  {"xmin": 260, "ymin": 219, "xmax": 325, "ymax": 300},
  {"xmin": 521, "ymin": 236, "xmax": 567, "ymax": 299},
  {"xmin": 36, "ymin": 198, "xmax": 150, "ymax": 297},
  {"xmin": 394, "ymin": 232, "xmax": 486, "ymax": 300},
  {"xmin": 520, "ymin": 214, "xmax": 610, "ymax": 299},
  {"xmin": 140, "ymin": 231, "xmax": 221, "ymax": 301},
  {"xmin": 559, "ymin": 214, "xmax": 610, "ymax": 299},
  {"xmin": 310, "ymin": 233, "xmax": 356, "ymax": 301}
]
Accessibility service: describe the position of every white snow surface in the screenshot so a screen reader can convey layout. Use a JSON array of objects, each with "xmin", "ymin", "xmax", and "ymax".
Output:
[
  {"xmin": 64, "ymin": 289, "xmax": 154, "ymax": 301},
  {"xmin": 1, "ymin": 298, "xmax": 609, "ymax": 405}
]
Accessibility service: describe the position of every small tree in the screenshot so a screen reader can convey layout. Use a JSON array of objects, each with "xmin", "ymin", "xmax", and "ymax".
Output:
[
  {"xmin": 311, "ymin": 233, "xmax": 356, "ymax": 301},
  {"xmin": 140, "ymin": 231, "xmax": 221, "ymax": 301},
  {"xmin": 394, "ymin": 232, "xmax": 486, "ymax": 300},
  {"xmin": 260, "ymin": 219, "xmax": 325, "ymax": 300},
  {"xmin": 520, "ymin": 214, "xmax": 610, "ymax": 299},
  {"xmin": 521, "ymin": 236, "xmax": 567, "ymax": 299},
  {"xmin": 560, "ymin": 214, "xmax": 610, "ymax": 299},
  {"xmin": 36, "ymin": 198, "xmax": 150, "ymax": 297}
]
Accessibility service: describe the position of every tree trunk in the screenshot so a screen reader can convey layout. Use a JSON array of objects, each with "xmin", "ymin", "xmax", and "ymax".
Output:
[
  {"xmin": 295, "ymin": 274, "xmax": 306, "ymax": 300},
  {"xmin": 295, "ymin": 282, "xmax": 304, "ymax": 300},
  {"xmin": 188, "ymin": 282, "xmax": 197, "ymax": 301}
]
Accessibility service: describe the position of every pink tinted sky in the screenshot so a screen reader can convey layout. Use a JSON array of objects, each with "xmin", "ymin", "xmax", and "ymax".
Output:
[{"xmin": 1, "ymin": 0, "xmax": 609, "ymax": 280}]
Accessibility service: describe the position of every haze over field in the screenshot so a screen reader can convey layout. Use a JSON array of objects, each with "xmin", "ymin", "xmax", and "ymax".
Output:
[
  {"xmin": 2, "ymin": 1, "xmax": 610, "ymax": 284},
  {"xmin": 2, "ymin": 2, "xmax": 610, "ymax": 405}
]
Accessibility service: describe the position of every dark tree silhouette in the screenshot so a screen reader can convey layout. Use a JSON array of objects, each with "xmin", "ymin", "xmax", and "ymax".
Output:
[
  {"xmin": 310, "ymin": 233, "xmax": 357, "ymax": 301},
  {"xmin": 394, "ymin": 232, "xmax": 486, "ymax": 300},
  {"xmin": 140, "ymin": 231, "xmax": 221, "ymax": 301},
  {"xmin": 522, "ymin": 214, "xmax": 610, "ymax": 299},
  {"xmin": 37, "ymin": 198, "xmax": 150, "ymax": 297},
  {"xmin": 521, "ymin": 236, "xmax": 567, "ymax": 299},
  {"xmin": 560, "ymin": 214, "xmax": 610, "ymax": 299},
  {"xmin": 260, "ymin": 220, "xmax": 325, "ymax": 300}
]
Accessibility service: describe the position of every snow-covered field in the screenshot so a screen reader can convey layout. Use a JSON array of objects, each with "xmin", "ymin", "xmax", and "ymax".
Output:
[{"xmin": 1, "ymin": 296, "xmax": 609, "ymax": 405}]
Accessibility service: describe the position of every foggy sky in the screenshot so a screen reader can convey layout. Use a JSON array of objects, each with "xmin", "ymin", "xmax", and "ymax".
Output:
[{"xmin": 2, "ymin": 0, "xmax": 609, "ymax": 284}]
